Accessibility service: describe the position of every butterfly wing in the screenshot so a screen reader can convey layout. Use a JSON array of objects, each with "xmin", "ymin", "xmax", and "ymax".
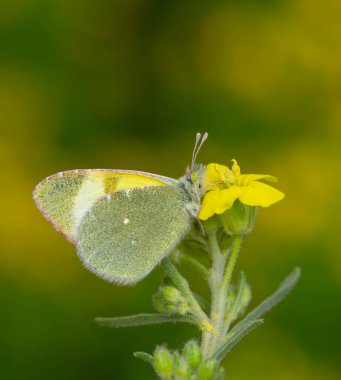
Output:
[
  {"xmin": 77, "ymin": 185, "xmax": 192, "ymax": 284},
  {"xmin": 33, "ymin": 169, "xmax": 176, "ymax": 243}
]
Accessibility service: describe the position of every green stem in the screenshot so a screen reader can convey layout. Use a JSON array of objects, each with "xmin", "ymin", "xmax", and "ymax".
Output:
[
  {"xmin": 201, "ymin": 230, "xmax": 226, "ymax": 357},
  {"xmin": 222, "ymin": 235, "xmax": 242, "ymax": 296},
  {"xmin": 201, "ymin": 233, "xmax": 242, "ymax": 358},
  {"xmin": 162, "ymin": 258, "xmax": 209, "ymax": 325}
]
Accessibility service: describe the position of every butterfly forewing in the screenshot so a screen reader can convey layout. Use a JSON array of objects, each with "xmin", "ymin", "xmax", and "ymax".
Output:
[
  {"xmin": 77, "ymin": 185, "xmax": 192, "ymax": 284},
  {"xmin": 33, "ymin": 170, "xmax": 175, "ymax": 243}
]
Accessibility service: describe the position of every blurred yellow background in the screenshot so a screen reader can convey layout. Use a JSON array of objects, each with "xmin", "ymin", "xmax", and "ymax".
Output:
[{"xmin": 1, "ymin": 1, "xmax": 340, "ymax": 379}]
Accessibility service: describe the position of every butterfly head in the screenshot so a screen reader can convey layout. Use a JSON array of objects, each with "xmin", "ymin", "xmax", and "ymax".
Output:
[
  {"xmin": 179, "ymin": 164, "xmax": 206, "ymax": 218},
  {"xmin": 186, "ymin": 163, "xmax": 206, "ymax": 196}
]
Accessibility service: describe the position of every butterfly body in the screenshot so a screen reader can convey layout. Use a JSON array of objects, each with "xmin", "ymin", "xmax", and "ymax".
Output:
[{"xmin": 34, "ymin": 166, "xmax": 206, "ymax": 284}]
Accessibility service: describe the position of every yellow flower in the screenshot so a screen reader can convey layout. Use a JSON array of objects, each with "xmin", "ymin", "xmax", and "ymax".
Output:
[{"xmin": 199, "ymin": 160, "xmax": 285, "ymax": 220}]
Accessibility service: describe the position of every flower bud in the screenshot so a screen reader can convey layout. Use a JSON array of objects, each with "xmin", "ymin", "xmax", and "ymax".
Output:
[
  {"xmin": 153, "ymin": 286, "xmax": 190, "ymax": 315},
  {"xmin": 183, "ymin": 340, "xmax": 202, "ymax": 370},
  {"xmin": 153, "ymin": 346, "xmax": 174, "ymax": 380},
  {"xmin": 198, "ymin": 359, "xmax": 218, "ymax": 380},
  {"xmin": 219, "ymin": 200, "xmax": 257, "ymax": 236},
  {"xmin": 174, "ymin": 352, "xmax": 190, "ymax": 380},
  {"xmin": 162, "ymin": 286, "xmax": 183, "ymax": 303},
  {"xmin": 153, "ymin": 293, "xmax": 175, "ymax": 313}
]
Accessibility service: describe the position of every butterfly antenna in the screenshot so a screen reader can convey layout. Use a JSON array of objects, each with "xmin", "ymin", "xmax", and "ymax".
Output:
[
  {"xmin": 192, "ymin": 132, "xmax": 202, "ymax": 168},
  {"xmin": 192, "ymin": 132, "xmax": 208, "ymax": 167}
]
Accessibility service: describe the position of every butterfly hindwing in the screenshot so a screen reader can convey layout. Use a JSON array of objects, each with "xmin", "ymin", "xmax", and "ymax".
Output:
[
  {"xmin": 33, "ymin": 170, "xmax": 175, "ymax": 243},
  {"xmin": 77, "ymin": 185, "xmax": 192, "ymax": 284}
]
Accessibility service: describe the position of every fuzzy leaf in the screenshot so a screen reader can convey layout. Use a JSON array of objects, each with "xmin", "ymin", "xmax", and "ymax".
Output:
[
  {"xmin": 229, "ymin": 271, "xmax": 251, "ymax": 322},
  {"xmin": 134, "ymin": 351, "xmax": 154, "ymax": 364},
  {"xmin": 231, "ymin": 267, "xmax": 300, "ymax": 335},
  {"xmin": 211, "ymin": 319, "xmax": 263, "ymax": 361},
  {"xmin": 95, "ymin": 313, "xmax": 199, "ymax": 328}
]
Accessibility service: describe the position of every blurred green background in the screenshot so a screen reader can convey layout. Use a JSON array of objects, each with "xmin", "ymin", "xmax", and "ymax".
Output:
[{"xmin": 1, "ymin": 0, "xmax": 340, "ymax": 379}]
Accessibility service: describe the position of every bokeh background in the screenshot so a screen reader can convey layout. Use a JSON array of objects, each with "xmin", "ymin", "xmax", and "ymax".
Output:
[{"xmin": 1, "ymin": 1, "xmax": 340, "ymax": 379}]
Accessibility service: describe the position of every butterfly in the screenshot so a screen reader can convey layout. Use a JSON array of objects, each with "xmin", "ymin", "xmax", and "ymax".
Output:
[{"xmin": 33, "ymin": 133, "xmax": 208, "ymax": 285}]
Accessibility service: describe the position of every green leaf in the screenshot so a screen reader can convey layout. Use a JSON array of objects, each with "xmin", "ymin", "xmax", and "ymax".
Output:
[
  {"xmin": 211, "ymin": 319, "xmax": 264, "ymax": 361},
  {"xmin": 228, "ymin": 271, "xmax": 251, "ymax": 322},
  {"xmin": 134, "ymin": 351, "xmax": 154, "ymax": 364},
  {"xmin": 95, "ymin": 313, "xmax": 199, "ymax": 328},
  {"xmin": 231, "ymin": 267, "xmax": 300, "ymax": 334}
]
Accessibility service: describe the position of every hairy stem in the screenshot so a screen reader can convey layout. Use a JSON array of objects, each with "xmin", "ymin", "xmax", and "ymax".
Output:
[
  {"xmin": 162, "ymin": 258, "xmax": 209, "ymax": 325},
  {"xmin": 201, "ymin": 233, "xmax": 242, "ymax": 358}
]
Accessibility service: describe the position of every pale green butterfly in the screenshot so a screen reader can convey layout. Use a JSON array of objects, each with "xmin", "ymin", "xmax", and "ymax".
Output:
[{"xmin": 33, "ymin": 133, "xmax": 208, "ymax": 285}]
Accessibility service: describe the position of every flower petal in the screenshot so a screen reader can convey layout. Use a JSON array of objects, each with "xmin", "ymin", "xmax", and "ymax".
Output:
[
  {"xmin": 238, "ymin": 181, "xmax": 285, "ymax": 207},
  {"xmin": 205, "ymin": 163, "xmax": 230, "ymax": 190},
  {"xmin": 198, "ymin": 190, "xmax": 220, "ymax": 220},
  {"xmin": 239, "ymin": 174, "xmax": 278, "ymax": 186},
  {"xmin": 214, "ymin": 187, "xmax": 243, "ymax": 213},
  {"xmin": 198, "ymin": 187, "xmax": 243, "ymax": 220}
]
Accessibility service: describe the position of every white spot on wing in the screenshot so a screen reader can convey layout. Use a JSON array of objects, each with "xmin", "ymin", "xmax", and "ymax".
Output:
[
  {"xmin": 72, "ymin": 176, "xmax": 105, "ymax": 230},
  {"xmin": 123, "ymin": 218, "xmax": 129, "ymax": 225}
]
